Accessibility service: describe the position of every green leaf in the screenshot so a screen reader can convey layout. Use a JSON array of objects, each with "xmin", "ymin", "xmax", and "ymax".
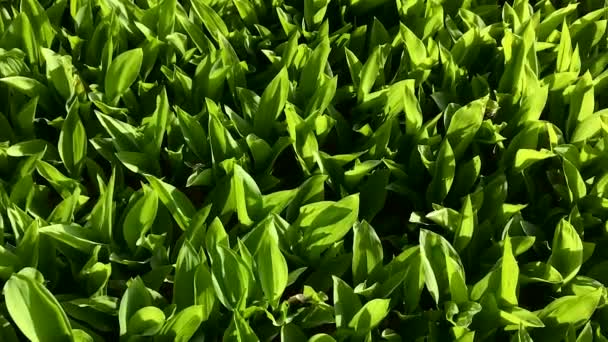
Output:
[
  {"xmin": 454, "ymin": 195, "xmax": 475, "ymax": 253},
  {"xmin": 3, "ymin": 268, "xmax": 73, "ymax": 342},
  {"xmin": 285, "ymin": 103, "xmax": 319, "ymax": 173},
  {"xmin": 231, "ymin": 164, "xmax": 263, "ymax": 225},
  {"xmin": 513, "ymin": 149, "xmax": 555, "ymax": 173},
  {"xmin": 308, "ymin": 334, "xmax": 336, "ymax": 342},
  {"xmin": 402, "ymin": 79, "xmax": 423, "ymax": 134},
  {"xmin": 104, "ymin": 48, "xmax": 143, "ymax": 103},
  {"xmin": 427, "ymin": 139, "xmax": 456, "ymax": 204},
  {"xmin": 20, "ymin": 0, "xmax": 55, "ymax": 47},
  {"xmin": 538, "ymin": 287, "xmax": 602, "ymax": 329},
  {"xmin": 246, "ymin": 134, "xmax": 272, "ymax": 170},
  {"xmin": 510, "ymin": 325, "xmax": 534, "ymax": 342},
  {"xmin": 445, "ymin": 301, "xmax": 482, "ymax": 329},
  {"xmin": 233, "ymin": 0, "xmax": 259, "ymax": 26},
  {"xmin": 77, "ymin": 245, "xmax": 111, "ymax": 296},
  {"xmin": 116, "ymin": 151, "xmax": 159, "ymax": 175},
  {"xmin": 175, "ymin": 106, "xmax": 209, "ymax": 161},
  {"xmin": 94, "ymin": 111, "xmax": 142, "ymax": 152},
  {"xmin": 39, "ymin": 223, "xmax": 101, "ymax": 254},
  {"xmin": 358, "ymin": 44, "xmax": 390, "ymax": 102},
  {"xmin": 538, "ymin": 3, "xmax": 578, "ymax": 40},
  {"xmin": 399, "ymin": 23, "xmax": 427, "ymax": 67},
  {"xmin": 425, "ymin": 206, "xmax": 461, "ymax": 232},
  {"xmin": 291, "ymin": 193, "xmax": 360, "ymax": 260},
  {"xmin": 87, "ymin": 168, "xmax": 115, "ymax": 242},
  {"xmin": 420, "ymin": 229, "xmax": 467, "ymax": 305},
  {"xmin": 157, "ymin": 305, "xmax": 204, "ymax": 342},
  {"xmin": 344, "ymin": 160, "xmax": 382, "ymax": 189},
  {"xmin": 123, "ymin": 186, "xmax": 158, "ymax": 252},
  {"xmin": 127, "ymin": 306, "xmax": 165, "ymax": 336},
  {"xmin": 59, "ymin": 100, "xmax": 87, "ymax": 177},
  {"xmin": 190, "ymin": 0, "xmax": 229, "ymax": 43},
  {"xmin": 352, "ymin": 220, "xmax": 383, "ymax": 285},
  {"xmin": 7, "ymin": 140, "xmax": 51, "ymax": 157},
  {"xmin": 497, "ymin": 236, "xmax": 519, "ymax": 307},
  {"xmin": 571, "ymin": 111, "xmax": 605, "ymax": 143},
  {"xmin": 298, "ymin": 38, "xmax": 330, "ymax": 105},
  {"xmin": 333, "ymin": 276, "xmax": 362, "ymax": 329},
  {"xmin": 208, "ymin": 100, "xmax": 244, "ymax": 163},
  {"xmin": 345, "ymin": 48, "xmax": 362, "ymax": 87},
  {"xmin": 206, "ymin": 217, "xmax": 229, "ymax": 256},
  {"xmin": 304, "ymin": 0, "xmax": 330, "ymax": 28},
  {"xmin": 0, "ymin": 245, "xmax": 20, "ymax": 281},
  {"xmin": 175, "ymin": 6, "xmax": 214, "ymax": 53},
  {"xmin": 15, "ymin": 220, "xmax": 39, "ymax": 268},
  {"xmin": 566, "ymin": 72, "xmax": 594, "ymax": 139},
  {"xmin": 72, "ymin": 330, "xmax": 93, "ymax": 342},
  {"xmin": 41, "ymin": 48, "xmax": 74, "ymax": 100},
  {"xmin": 499, "ymin": 306, "xmax": 544, "ymax": 329},
  {"xmin": 210, "ymin": 244, "xmax": 251, "ymax": 311},
  {"xmin": 194, "ymin": 258, "xmax": 217, "ymax": 321},
  {"xmin": 445, "ymin": 97, "xmax": 487, "ymax": 160},
  {"xmin": 286, "ymin": 175, "xmax": 327, "ymax": 221},
  {"xmin": 157, "ymin": 0, "xmax": 176, "ymax": 39},
  {"xmin": 562, "ymin": 158, "xmax": 587, "ymax": 203},
  {"xmin": 10, "ymin": 96, "xmax": 37, "ymax": 139},
  {"xmin": 348, "ymin": 299, "xmax": 391, "ymax": 336},
  {"xmin": 117, "ymin": 281, "xmax": 151, "ymax": 337},
  {"xmin": 519, "ymin": 262, "xmax": 564, "ymax": 284},
  {"xmin": 142, "ymin": 88, "xmax": 170, "ymax": 156},
  {"xmin": 174, "ymin": 241, "xmax": 201, "ymax": 311},
  {"xmin": 0, "ymin": 76, "xmax": 52, "ymax": 110},
  {"xmin": 375, "ymin": 246, "xmax": 423, "ymax": 308},
  {"xmin": 514, "ymin": 66, "xmax": 549, "ymax": 127},
  {"xmin": 256, "ymin": 227, "xmax": 289, "ymax": 308},
  {"xmin": 548, "ymin": 218, "xmax": 583, "ymax": 284},
  {"xmin": 254, "ymin": 68, "xmax": 289, "ymax": 139},
  {"xmin": 498, "ymin": 21, "xmax": 535, "ymax": 99},
  {"xmin": 145, "ymin": 175, "xmax": 196, "ymax": 231},
  {"xmin": 577, "ymin": 322, "xmax": 593, "ymax": 342},
  {"xmin": 224, "ymin": 312, "xmax": 259, "ymax": 342},
  {"xmin": 5, "ymin": 14, "xmax": 40, "ymax": 66},
  {"xmin": 556, "ymin": 21, "xmax": 572, "ymax": 73}
]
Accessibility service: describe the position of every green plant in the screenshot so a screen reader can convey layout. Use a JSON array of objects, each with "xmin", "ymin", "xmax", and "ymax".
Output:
[{"xmin": 0, "ymin": 0, "xmax": 608, "ymax": 341}]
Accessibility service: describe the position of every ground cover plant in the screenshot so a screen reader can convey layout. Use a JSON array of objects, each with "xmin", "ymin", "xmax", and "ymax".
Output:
[{"xmin": 0, "ymin": 0, "xmax": 608, "ymax": 340}]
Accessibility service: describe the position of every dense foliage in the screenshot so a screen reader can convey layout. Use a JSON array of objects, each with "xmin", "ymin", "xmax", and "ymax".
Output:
[{"xmin": 1, "ymin": 0, "xmax": 608, "ymax": 340}]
